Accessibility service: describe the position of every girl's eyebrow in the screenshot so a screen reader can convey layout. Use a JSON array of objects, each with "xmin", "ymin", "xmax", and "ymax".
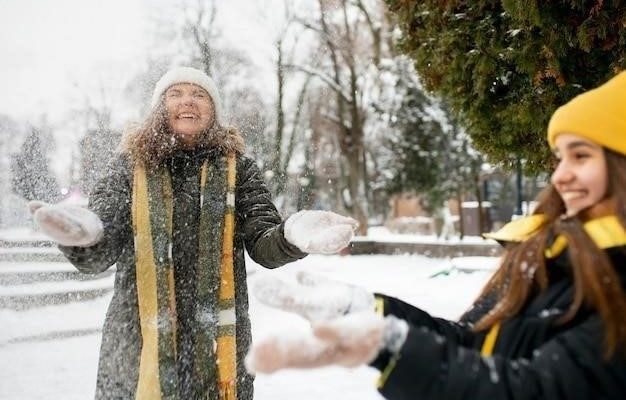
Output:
[
  {"xmin": 553, "ymin": 140, "xmax": 598, "ymax": 156},
  {"xmin": 552, "ymin": 140, "xmax": 596, "ymax": 156},
  {"xmin": 566, "ymin": 141, "xmax": 597, "ymax": 151}
]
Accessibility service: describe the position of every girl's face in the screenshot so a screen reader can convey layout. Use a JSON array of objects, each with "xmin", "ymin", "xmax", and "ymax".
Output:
[
  {"xmin": 551, "ymin": 134, "xmax": 609, "ymax": 217},
  {"xmin": 164, "ymin": 83, "xmax": 214, "ymax": 146}
]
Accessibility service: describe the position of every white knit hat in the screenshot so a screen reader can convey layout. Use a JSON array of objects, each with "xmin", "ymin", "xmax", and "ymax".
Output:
[{"xmin": 151, "ymin": 66, "xmax": 224, "ymax": 125}]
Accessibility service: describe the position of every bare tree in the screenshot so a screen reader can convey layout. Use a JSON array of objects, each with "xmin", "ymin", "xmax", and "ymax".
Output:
[
  {"xmin": 184, "ymin": 0, "xmax": 219, "ymax": 76},
  {"xmin": 265, "ymin": 2, "xmax": 316, "ymax": 203},
  {"xmin": 287, "ymin": 0, "xmax": 393, "ymax": 233},
  {"xmin": 63, "ymin": 76, "xmax": 124, "ymax": 194}
]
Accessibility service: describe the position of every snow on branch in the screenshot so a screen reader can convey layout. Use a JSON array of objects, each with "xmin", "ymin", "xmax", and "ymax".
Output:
[{"xmin": 284, "ymin": 63, "xmax": 353, "ymax": 104}]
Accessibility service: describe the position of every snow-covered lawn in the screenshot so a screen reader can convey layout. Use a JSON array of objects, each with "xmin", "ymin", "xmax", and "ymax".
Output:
[
  {"xmin": 357, "ymin": 226, "xmax": 496, "ymax": 245},
  {"xmin": 0, "ymin": 228, "xmax": 49, "ymax": 242},
  {"xmin": 0, "ymin": 254, "xmax": 495, "ymax": 399}
]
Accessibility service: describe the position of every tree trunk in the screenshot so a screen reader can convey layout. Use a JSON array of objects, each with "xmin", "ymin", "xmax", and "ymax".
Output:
[
  {"xmin": 272, "ymin": 39, "xmax": 286, "ymax": 197},
  {"xmin": 474, "ymin": 175, "xmax": 484, "ymax": 236},
  {"xmin": 346, "ymin": 147, "xmax": 368, "ymax": 235},
  {"xmin": 456, "ymin": 190, "xmax": 465, "ymax": 240}
]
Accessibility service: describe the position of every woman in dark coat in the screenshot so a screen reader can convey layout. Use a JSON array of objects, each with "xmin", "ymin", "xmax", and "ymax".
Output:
[
  {"xmin": 247, "ymin": 72, "xmax": 626, "ymax": 400},
  {"xmin": 29, "ymin": 66, "xmax": 356, "ymax": 400}
]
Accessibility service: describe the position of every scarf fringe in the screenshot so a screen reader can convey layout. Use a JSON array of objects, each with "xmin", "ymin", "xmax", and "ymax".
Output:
[{"xmin": 218, "ymin": 380, "xmax": 236, "ymax": 400}]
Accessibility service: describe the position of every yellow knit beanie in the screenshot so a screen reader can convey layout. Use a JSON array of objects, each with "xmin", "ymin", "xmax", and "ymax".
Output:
[{"xmin": 547, "ymin": 71, "xmax": 626, "ymax": 156}]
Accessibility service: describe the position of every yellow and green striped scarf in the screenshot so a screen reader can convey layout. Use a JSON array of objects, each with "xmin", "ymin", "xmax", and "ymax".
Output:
[{"xmin": 131, "ymin": 153, "xmax": 238, "ymax": 400}]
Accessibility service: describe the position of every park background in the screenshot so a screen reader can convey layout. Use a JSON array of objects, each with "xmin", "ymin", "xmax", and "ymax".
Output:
[{"xmin": 0, "ymin": 1, "xmax": 624, "ymax": 398}]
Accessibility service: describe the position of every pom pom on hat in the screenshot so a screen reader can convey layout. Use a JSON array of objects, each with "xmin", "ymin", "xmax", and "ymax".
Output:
[
  {"xmin": 547, "ymin": 71, "xmax": 626, "ymax": 156},
  {"xmin": 151, "ymin": 66, "xmax": 224, "ymax": 125}
]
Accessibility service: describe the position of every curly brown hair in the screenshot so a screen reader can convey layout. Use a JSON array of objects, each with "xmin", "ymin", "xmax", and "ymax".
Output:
[
  {"xmin": 473, "ymin": 149, "xmax": 626, "ymax": 358},
  {"xmin": 120, "ymin": 99, "xmax": 244, "ymax": 170}
]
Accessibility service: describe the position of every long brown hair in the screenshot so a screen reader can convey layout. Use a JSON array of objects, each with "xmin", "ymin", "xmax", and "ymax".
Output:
[
  {"xmin": 473, "ymin": 149, "xmax": 626, "ymax": 357},
  {"xmin": 120, "ymin": 100, "xmax": 245, "ymax": 170}
]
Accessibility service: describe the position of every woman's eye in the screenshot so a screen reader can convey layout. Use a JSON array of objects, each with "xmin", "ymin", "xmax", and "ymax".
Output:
[{"xmin": 574, "ymin": 152, "xmax": 590, "ymax": 160}]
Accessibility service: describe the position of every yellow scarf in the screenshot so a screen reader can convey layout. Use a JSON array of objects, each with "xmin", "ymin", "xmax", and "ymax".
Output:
[
  {"xmin": 480, "ymin": 214, "xmax": 626, "ymax": 356},
  {"xmin": 132, "ymin": 154, "xmax": 237, "ymax": 400}
]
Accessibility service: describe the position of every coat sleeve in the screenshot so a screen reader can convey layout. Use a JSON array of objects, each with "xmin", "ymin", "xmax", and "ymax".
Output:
[
  {"xmin": 236, "ymin": 156, "xmax": 306, "ymax": 268},
  {"xmin": 369, "ymin": 294, "xmax": 479, "ymax": 371},
  {"xmin": 375, "ymin": 314, "xmax": 626, "ymax": 400},
  {"xmin": 58, "ymin": 155, "xmax": 133, "ymax": 274},
  {"xmin": 375, "ymin": 294, "xmax": 477, "ymax": 345}
]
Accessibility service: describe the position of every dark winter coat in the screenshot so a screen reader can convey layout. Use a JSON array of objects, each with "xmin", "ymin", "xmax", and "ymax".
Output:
[
  {"xmin": 372, "ymin": 244, "xmax": 626, "ymax": 400},
  {"xmin": 59, "ymin": 147, "xmax": 306, "ymax": 399}
]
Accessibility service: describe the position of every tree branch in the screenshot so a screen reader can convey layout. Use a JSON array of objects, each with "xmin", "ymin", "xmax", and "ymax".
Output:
[{"xmin": 283, "ymin": 63, "xmax": 353, "ymax": 104}]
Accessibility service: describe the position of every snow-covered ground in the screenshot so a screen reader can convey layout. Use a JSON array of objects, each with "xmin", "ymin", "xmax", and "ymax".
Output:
[
  {"xmin": 0, "ymin": 253, "xmax": 496, "ymax": 399},
  {"xmin": 0, "ymin": 228, "xmax": 49, "ymax": 242},
  {"xmin": 358, "ymin": 226, "xmax": 497, "ymax": 245}
]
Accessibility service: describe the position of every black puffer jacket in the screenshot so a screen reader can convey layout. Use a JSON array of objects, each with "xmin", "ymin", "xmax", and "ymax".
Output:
[
  {"xmin": 372, "ymin": 245, "xmax": 626, "ymax": 400},
  {"xmin": 60, "ymin": 148, "xmax": 306, "ymax": 399}
]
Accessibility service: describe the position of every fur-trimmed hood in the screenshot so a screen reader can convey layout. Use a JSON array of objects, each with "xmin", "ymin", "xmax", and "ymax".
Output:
[
  {"xmin": 120, "ymin": 121, "xmax": 245, "ymax": 170},
  {"xmin": 202, "ymin": 125, "xmax": 246, "ymax": 155}
]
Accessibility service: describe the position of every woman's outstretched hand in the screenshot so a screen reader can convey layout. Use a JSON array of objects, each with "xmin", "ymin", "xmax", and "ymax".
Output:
[
  {"xmin": 28, "ymin": 201, "xmax": 103, "ymax": 247},
  {"xmin": 284, "ymin": 210, "xmax": 357, "ymax": 254}
]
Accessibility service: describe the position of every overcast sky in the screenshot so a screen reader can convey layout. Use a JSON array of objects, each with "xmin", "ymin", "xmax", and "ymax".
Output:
[{"xmin": 0, "ymin": 0, "xmax": 148, "ymax": 120}]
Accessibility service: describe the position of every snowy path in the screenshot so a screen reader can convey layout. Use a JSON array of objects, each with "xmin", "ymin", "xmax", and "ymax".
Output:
[{"xmin": 0, "ymin": 254, "xmax": 495, "ymax": 399}]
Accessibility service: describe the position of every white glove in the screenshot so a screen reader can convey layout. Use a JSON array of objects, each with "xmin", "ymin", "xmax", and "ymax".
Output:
[
  {"xmin": 28, "ymin": 200, "xmax": 104, "ymax": 247},
  {"xmin": 284, "ymin": 210, "xmax": 357, "ymax": 254},
  {"xmin": 246, "ymin": 312, "xmax": 408, "ymax": 374},
  {"xmin": 253, "ymin": 271, "xmax": 375, "ymax": 322}
]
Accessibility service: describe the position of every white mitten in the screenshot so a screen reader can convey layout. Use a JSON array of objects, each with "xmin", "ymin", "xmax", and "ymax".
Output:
[
  {"xmin": 28, "ymin": 201, "xmax": 104, "ymax": 247},
  {"xmin": 253, "ymin": 271, "xmax": 375, "ymax": 321},
  {"xmin": 246, "ymin": 312, "xmax": 408, "ymax": 374},
  {"xmin": 284, "ymin": 210, "xmax": 357, "ymax": 254}
]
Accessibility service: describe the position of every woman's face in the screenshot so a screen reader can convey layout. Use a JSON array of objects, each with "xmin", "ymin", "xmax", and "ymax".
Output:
[
  {"xmin": 164, "ymin": 83, "xmax": 214, "ymax": 146},
  {"xmin": 551, "ymin": 134, "xmax": 609, "ymax": 217}
]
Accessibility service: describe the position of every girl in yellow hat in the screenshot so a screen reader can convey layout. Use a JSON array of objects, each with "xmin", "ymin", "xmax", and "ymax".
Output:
[{"xmin": 246, "ymin": 71, "xmax": 626, "ymax": 400}]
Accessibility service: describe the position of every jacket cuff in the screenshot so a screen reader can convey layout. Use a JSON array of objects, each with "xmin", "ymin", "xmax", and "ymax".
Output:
[
  {"xmin": 377, "ymin": 327, "xmax": 444, "ymax": 400},
  {"xmin": 369, "ymin": 348, "xmax": 392, "ymax": 371},
  {"xmin": 278, "ymin": 221, "xmax": 308, "ymax": 258}
]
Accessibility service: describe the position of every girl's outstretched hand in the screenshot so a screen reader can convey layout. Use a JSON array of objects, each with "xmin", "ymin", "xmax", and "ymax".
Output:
[
  {"xmin": 252, "ymin": 271, "xmax": 375, "ymax": 321},
  {"xmin": 246, "ymin": 312, "xmax": 387, "ymax": 373}
]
